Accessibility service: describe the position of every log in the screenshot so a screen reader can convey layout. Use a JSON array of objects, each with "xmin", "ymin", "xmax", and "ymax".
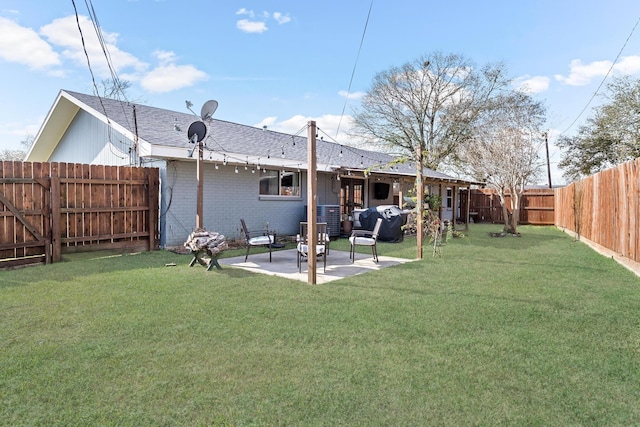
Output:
[{"xmin": 183, "ymin": 228, "xmax": 229, "ymax": 253}]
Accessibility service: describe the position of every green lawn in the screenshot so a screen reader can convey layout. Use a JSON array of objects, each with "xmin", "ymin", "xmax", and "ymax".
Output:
[{"xmin": 1, "ymin": 224, "xmax": 639, "ymax": 426}]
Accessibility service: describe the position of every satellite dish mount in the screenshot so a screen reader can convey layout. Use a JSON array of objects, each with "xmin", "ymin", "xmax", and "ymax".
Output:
[
  {"xmin": 187, "ymin": 121, "xmax": 207, "ymax": 143},
  {"xmin": 184, "ymin": 99, "xmax": 218, "ymax": 230},
  {"xmin": 201, "ymin": 100, "xmax": 218, "ymax": 121}
]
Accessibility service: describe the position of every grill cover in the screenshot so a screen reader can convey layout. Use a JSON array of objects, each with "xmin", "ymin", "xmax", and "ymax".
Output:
[{"xmin": 358, "ymin": 205, "xmax": 408, "ymax": 242}]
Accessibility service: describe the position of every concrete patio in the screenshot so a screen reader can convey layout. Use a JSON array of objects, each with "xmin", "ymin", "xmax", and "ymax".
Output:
[{"xmin": 218, "ymin": 248, "xmax": 414, "ymax": 284}]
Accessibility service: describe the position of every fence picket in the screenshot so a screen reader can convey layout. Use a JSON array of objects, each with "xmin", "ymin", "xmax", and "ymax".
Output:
[
  {"xmin": 0, "ymin": 161, "xmax": 159, "ymax": 268},
  {"xmin": 556, "ymin": 158, "xmax": 640, "ymax": 264}
]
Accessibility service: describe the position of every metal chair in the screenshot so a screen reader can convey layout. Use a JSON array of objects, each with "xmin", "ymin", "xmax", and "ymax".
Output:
[
  {"xmin": 240, "ymin": 218, "xmax": 275, "ymax": 262},
  {"xmin": 297, "ymin": 222, "xmax": 327, "ymax": 273},
  {"xmin": 349, "ymin": 217, "xmax": 383, "ymax": 263}
]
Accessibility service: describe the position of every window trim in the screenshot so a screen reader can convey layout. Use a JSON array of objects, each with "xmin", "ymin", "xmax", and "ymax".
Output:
[{"xmin": 258, "ymin": 168, "xmax": 302, "ymax": 199}]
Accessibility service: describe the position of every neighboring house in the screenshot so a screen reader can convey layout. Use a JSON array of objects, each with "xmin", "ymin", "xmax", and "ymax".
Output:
[{"xmin": 26, "ymin": 90, "xmax": 475, "ymax": 247}]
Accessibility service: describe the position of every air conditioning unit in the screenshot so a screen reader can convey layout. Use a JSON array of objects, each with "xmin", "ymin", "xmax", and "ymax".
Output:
[{"xmin": 306, "ymin": 205, "xmax": 341, "ymax": 237}]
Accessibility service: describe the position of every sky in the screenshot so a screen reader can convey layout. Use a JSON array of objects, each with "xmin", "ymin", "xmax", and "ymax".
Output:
[{"xmin": 1, "ymin": 0, "xmax": 640, "ymax": 185}]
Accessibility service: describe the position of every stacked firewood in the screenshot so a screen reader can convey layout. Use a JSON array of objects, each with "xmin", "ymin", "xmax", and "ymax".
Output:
[{"xmin": 184, "ymin": 229, "xmax": 228, "ymax": 254}]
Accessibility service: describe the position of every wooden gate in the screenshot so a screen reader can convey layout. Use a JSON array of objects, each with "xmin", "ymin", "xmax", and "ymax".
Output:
[
  {"xmin": 0, "ymin": 161, "xmax": 159, "ymax": 269},
  {"xmin": 0, "ymin": 162, "xmax": 52, "ymax": 268}
]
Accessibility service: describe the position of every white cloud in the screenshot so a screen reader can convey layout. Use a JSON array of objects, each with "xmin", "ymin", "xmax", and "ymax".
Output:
[
  {"xmin": 555, "ymin": 59, "xmax": 612, "ymax": 86},
  {"xmin": 140, "ymin": 64, "xmax": 207, "ymax": 93},
  {"xmin": 153, "ymin": 49, "xmax": 177, "ymax": 65},
  {"xmin": 236, "ymin": 8, "xmax": 254, "ymax": 17},
  {"xmin": 513, "ymin": 75, "xmax": 550, "ymax": 94},
  {"xmin": 140, "ymin": 51, "xmax": 208, "ymax": 93},
  {"xmin": 554, "ymin": 56, "xmax": 640, "ymax": 86},
  {"xmin": 236, "ymin": 19, "xmax": 268, "ymax": 34},
  {"xmin": 40, "ymin": 15, "xmax": 147, "ymax": 77},
  {"xmin": 37, "ymin": 16, "xmax": 206, "ymax": 93},
  {"xmin": 338, "ymin": 90, "xmax": 365, "ymax": 100},
  {"xmin": 273, "ymin": 12, "xmax": 291, "ymax": 25},
  {"xmin": 235, "ymin": 9, "xmax": 291, "ymax": 33},
  {"xmin": 1, "ymin": 14, "xmax": 209, "ymax": 94},
  {"xmin": 256, "ymin": 114, "xmax": 359, "ymax": 145},
  {"xmin": 612, "ymin": 55, "xmax": 640, "ymax": 74},
  {"xmin": 255, "ymin": 116, "xmax": 278, "ymax": 129},
  {"xmin": 0, "ymin": 17, "xmax": 60, "ymax": 69}
]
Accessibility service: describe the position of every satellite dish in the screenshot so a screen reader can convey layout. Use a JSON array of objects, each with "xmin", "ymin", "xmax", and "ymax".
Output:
[
  {"xmin": 201, "ymin": 100, "xmax": 218, "ymax": 121},
  {"xmin": 187, "ymin": 121, "xmax": 207, "ymax": 143}
]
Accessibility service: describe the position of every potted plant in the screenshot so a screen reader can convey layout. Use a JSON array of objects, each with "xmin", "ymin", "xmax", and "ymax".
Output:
[{"xmin": 341, "ymin": 213, "xmax": 353, "ymax": 234}]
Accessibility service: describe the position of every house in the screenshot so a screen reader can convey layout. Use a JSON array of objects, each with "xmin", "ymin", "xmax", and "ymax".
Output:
[{"xmin": 26, "ymin": 90, "xmax": 476, "ymax": 247}]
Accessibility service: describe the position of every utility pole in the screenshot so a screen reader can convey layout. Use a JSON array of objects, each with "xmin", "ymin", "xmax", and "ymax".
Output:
[{"xmin": 544, "ymin": 131, "xmax": 552, "ymax": 188}]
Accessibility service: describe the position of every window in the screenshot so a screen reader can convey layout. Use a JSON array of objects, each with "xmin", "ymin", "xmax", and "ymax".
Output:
[
  {"xmin": 259, "ymin": 169, "xmax": 301, "ymax": 197},
  {"xmin": 446, "ymin": 188, "xmax": 453, "ymax": 208}
]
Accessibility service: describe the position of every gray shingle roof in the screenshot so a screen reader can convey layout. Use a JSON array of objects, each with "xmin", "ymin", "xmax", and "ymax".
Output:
[{"xmin": 64, "ymin": 90, "xmax": 468, "ymax": 183}]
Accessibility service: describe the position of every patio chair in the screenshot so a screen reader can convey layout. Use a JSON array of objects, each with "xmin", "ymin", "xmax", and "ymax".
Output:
[
  {"xmin": 349, "ymin": 217, "xmax": 383, "ymax": 263},
  {"xmin": 297, "ymin": 222, "xmax": 327, "ymax": 273},
  {"xmin": 240, "ymin": 218, "xmax": 275, "ymax": 262}
]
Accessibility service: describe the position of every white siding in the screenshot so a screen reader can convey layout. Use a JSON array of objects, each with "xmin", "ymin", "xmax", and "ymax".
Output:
[{"xmin": 48, "ymin": 110, "xmax": 134, "ymax": 166}]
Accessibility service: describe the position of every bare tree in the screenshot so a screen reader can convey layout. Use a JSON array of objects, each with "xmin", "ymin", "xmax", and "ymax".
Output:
[
  {"xmin": 0, "ymin": 134, "xmax": 33, "ymax": 161},
  {"xmin": 0, "ymin": 149, "xmax": 26, "ymax": 161},
  {"xmin": 459, "ymin": 91, "xmax": 546, "ymax": 234},
  {"xmin": 98, "ymin": 78, "xmax": 132, "ymax": 100},
  {"xmin": 20, "ymin": 133, "xmax": 34, "ymax": 151},
  {"xmin": 351, "ymin": 51, "xmax": 511, "ymax": 258}
]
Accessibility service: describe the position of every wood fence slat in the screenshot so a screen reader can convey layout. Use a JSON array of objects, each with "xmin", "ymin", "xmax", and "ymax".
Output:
[
  {"xmin": 466, "ymin": 188, "xmax": 555, "ymax": 225},
  {"xmin": 555, "ymin": 158, "xmax": 640, "ymax": 264},
  {"xmin": 0, "ymin": 161, "xmax": 159, "ymax": 268}
]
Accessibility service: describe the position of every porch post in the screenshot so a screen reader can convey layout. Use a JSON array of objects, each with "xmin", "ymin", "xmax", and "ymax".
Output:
[
  {"xmin": 307, "ymin": 121, "xmax": 317, "ymax": 285},
  {"xmin": 465, "ymin": 186, "xmax": 471, "ymax": 231}
]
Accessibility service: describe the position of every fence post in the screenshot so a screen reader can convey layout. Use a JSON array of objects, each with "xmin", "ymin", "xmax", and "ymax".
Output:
[
  {"xmin": 51, "ymin": 176, "xmax": 62, "ymax": 262},
  {"xmin": 147, "ymin": 172, "xmax": 159, "ymax": 251}
]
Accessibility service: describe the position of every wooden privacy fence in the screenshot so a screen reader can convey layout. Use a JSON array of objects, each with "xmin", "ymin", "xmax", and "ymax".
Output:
[
  {"xmin": 555, "ymin": 159, "xmax": 640, "ymax": 264},
  {"xmin": 0, "ymin": 161, "xmax": 159, "ymax": 269},
  {"xmin": 461, "ymin": 188, "xmax": 555, "ymax": 225}
]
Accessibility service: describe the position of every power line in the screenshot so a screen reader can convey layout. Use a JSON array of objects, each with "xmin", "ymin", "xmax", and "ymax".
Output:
[
  {"xmin": 71, "ymin": 0, "xmax": 109, "ymax": 123},
  {"xmin": 559, "ymin": 15, "xmax": 640, "ymax": 136},
  {"xmin": 335, "ymin": 0, "xmax": 373, "ymax": 139}
]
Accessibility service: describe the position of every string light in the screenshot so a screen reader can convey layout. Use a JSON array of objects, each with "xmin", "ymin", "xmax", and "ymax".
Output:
[
  {"xmin": 182, "ymin": 122, "xmax": 402, "ymax": 178},
  {"xmin": 234, "ymin": 165, "xmax": 238, "ymax": 174},
  {"xmin": 215, "ymin": 163, "xmax": 219, "ymax": 170}
]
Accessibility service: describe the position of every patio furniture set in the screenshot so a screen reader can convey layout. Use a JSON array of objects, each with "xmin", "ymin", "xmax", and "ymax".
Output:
[{"xmin": 240, "ymin": 217, "xmax": 384, "ymax": 272}]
